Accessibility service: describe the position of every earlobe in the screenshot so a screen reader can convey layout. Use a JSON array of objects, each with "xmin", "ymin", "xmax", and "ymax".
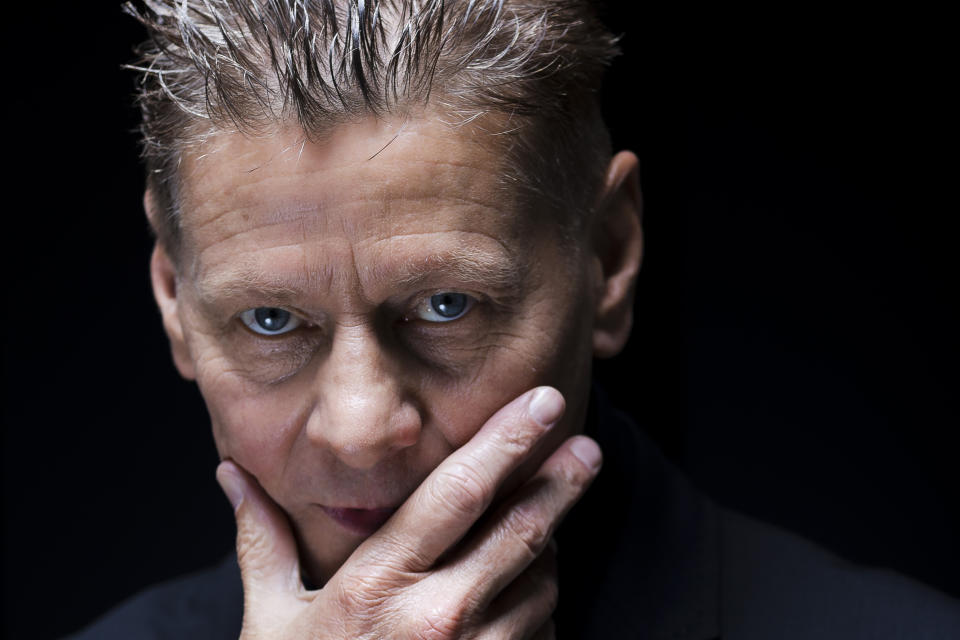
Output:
[
  {"xmin": 591, "ymin": 151, "xmax": 644, "ymax": 359},
  {"xmin": 147, "ymin": 191, "xmax": 196, "ymax": 380}
]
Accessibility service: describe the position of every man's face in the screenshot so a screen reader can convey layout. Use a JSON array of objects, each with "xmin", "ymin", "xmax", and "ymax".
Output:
[{"xmin": 158, "ymin": 117, "xmax": 610, "ymax": 581}]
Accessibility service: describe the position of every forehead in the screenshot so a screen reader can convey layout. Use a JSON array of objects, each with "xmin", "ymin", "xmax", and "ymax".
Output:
[
  {"xmin": 180, "ymin": 118, "xmax": 515, "ymax": 241},
  {"xmin": 174, "ymin": 117, "xmax": 550, "ymax": 301}
]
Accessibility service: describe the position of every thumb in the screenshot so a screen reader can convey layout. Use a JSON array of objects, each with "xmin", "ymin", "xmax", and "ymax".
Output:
[{"xmin": 216, "ymin": 460, "xmax": 302, "ymax": 599}]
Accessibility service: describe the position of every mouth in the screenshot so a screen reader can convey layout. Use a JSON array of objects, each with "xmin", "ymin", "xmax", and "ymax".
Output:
[{"xmin": 320, "ymin": 506, "xmax": 398, "ymax": 537}]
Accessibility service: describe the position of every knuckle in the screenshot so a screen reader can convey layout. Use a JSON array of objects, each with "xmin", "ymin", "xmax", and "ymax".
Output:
[
  {"xmin": 558, "ymin": 454, "xmax": 595, "ymax": 490},
  {"xmin": 374, "ymin": 532, "xmax": 435, "ymax": 571},
  {"xmin": 519, "ymin": 569, "xmax": 559, "ymax": 637},
  {"xmin": 428, "ymin": 461, "xmax": 490, "ymax": 519},
  {"xmin": 235, "ymin": 522, "xmax": 272, "ymax": 569},
  {"xmin": 502, "ymin": 504, "xmax": 550, "ymax": 559},
  {"xmin": 408, "ymin": 603, "xmax": 467, "ymax": 640},
  {"xmin": 489, "ymin": 419, "xmax": 539, "ymax": 457},
  {"xmin": 335, "ymin": 568, "xmax": 396, "ymax": 612}
]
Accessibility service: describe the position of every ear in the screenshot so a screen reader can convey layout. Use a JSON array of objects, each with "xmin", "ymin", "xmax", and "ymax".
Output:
[
  {"xmin": 591, "ymin": 151, "xmax": 644, "ymax": 359},
  {"xmin": 145, "ymin": 190, "xmax": 196, "ymax": 380}
]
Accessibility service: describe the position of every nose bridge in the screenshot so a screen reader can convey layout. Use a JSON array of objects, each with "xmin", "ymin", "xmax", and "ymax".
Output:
[{"xmin": 309, "ymin": 321, "xmax": 420, "ymax": 469}]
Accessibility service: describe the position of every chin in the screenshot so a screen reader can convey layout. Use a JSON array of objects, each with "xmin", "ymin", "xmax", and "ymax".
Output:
[{"xmin": 296, "ymin": 526, "xmax": 361, "ymax": 584}]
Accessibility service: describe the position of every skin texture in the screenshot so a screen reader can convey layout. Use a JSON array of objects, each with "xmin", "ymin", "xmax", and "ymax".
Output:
[{"xmin": 150, "ymin": 116, "xmax": 643, "ymax": 638}]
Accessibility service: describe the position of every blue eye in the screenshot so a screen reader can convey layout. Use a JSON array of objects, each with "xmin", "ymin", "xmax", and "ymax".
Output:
[
  {"xmin": 411, "ymin": 292, "xmax": 475, "ymax": 323},
  {"xmin": 239, "ymin": 307, "xmax": 303, "ymax": 335}
]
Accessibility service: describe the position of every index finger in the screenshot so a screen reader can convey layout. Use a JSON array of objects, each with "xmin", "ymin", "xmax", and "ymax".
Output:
[{"xmin": 365, "ymin": 386, "xmax": 565, "ymax": 571}]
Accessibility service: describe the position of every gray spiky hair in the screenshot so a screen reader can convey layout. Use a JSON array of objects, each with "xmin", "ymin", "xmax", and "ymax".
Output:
[{"xmin": 125, "ymin": 0, "xmax": 620, "ymax": 258}]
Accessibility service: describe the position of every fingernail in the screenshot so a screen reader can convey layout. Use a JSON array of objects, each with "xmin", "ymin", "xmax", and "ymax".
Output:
[
  {"xmin": 528, "ymin": 387, "xmax": 564, "ymax": 427},
  {"xmin": 569, "ymin": 437, "xmax": 602, "ymax": 472},
  {"xmin": 216, "ymin": 462, "xmax": 245, "ymax": 512}
]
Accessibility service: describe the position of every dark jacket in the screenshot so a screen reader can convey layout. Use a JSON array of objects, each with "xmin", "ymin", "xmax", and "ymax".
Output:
[{"xmin": 69, "ymin": 392, "xmax": 960, "ymax": 639}]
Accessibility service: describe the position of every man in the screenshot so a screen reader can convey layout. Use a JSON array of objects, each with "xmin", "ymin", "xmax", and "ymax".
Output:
[{"xmin": 72, "ymin": 1, "xmax": 959, "ymax": 638}]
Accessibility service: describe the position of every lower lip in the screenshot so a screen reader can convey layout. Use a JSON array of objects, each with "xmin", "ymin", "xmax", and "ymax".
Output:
[{"xmin": 321, "ymin": 506, "xmax": 397, "ymax": 536}]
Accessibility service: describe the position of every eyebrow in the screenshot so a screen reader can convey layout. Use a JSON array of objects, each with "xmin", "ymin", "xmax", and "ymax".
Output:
[
  {"xmin": 388, "ymin": 246, "xmax": 525, "ymax": 292},
  {"xmin": 194, "ymin": 246, "xmax": 527, "ymax": 307}
]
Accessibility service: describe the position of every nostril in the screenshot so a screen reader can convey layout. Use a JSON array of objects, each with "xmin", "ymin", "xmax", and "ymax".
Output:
[{"xmin": 389, "ymin": 404, "xmax": 423, "ymax": 449}]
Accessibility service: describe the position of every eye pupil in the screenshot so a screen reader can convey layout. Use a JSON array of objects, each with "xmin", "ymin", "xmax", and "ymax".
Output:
[
  {"xmin": 254, "ymin": 307, "xmax": 290, "ymax": 331},
  {"xmin": 431, "ymin": 293, "xmax": 468, "ymax": 318}
]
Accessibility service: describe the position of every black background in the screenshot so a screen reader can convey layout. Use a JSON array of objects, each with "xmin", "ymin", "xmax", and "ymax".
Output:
[{"xmin": 3, "ymin": 3, "xmax": 956, "ymax": 638}]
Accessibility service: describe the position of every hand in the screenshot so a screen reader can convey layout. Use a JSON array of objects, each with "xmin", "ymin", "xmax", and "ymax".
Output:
[{"xmin": 216, "ymin": 386, "xmax": 602, "ymax": 639}]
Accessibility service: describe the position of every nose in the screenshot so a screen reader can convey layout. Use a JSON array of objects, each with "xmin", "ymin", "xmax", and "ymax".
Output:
[{"xmin": 306, "ymin": 323, "xmax": 422, "ymax": 470}]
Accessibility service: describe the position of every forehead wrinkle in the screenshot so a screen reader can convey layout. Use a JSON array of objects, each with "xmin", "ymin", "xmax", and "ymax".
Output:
[{"xmin": 188, "ymin": 200, "xmax": 321, "ymax": 236}]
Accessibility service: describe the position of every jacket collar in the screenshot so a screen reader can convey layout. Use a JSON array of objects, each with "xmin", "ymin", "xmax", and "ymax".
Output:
[{"xmin": 555, "ymin": 387, "xmax": 720, "ymax": 639}]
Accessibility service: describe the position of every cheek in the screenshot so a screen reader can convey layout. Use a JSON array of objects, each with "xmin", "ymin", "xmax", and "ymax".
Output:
[
  {"xmin": 427, "ymin": 298, "xmax": 594, "ymax": 448},
  {"xmin": 200, "ymin": 359, "xmax": 313, "ymax": 485},
  {"xmin": 181, "ymin": 312, "xmax": 313, "ymax": 483},
  {"xmin": 425, "ymin": 381, "xmax": 516, "ymax": 448}
]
